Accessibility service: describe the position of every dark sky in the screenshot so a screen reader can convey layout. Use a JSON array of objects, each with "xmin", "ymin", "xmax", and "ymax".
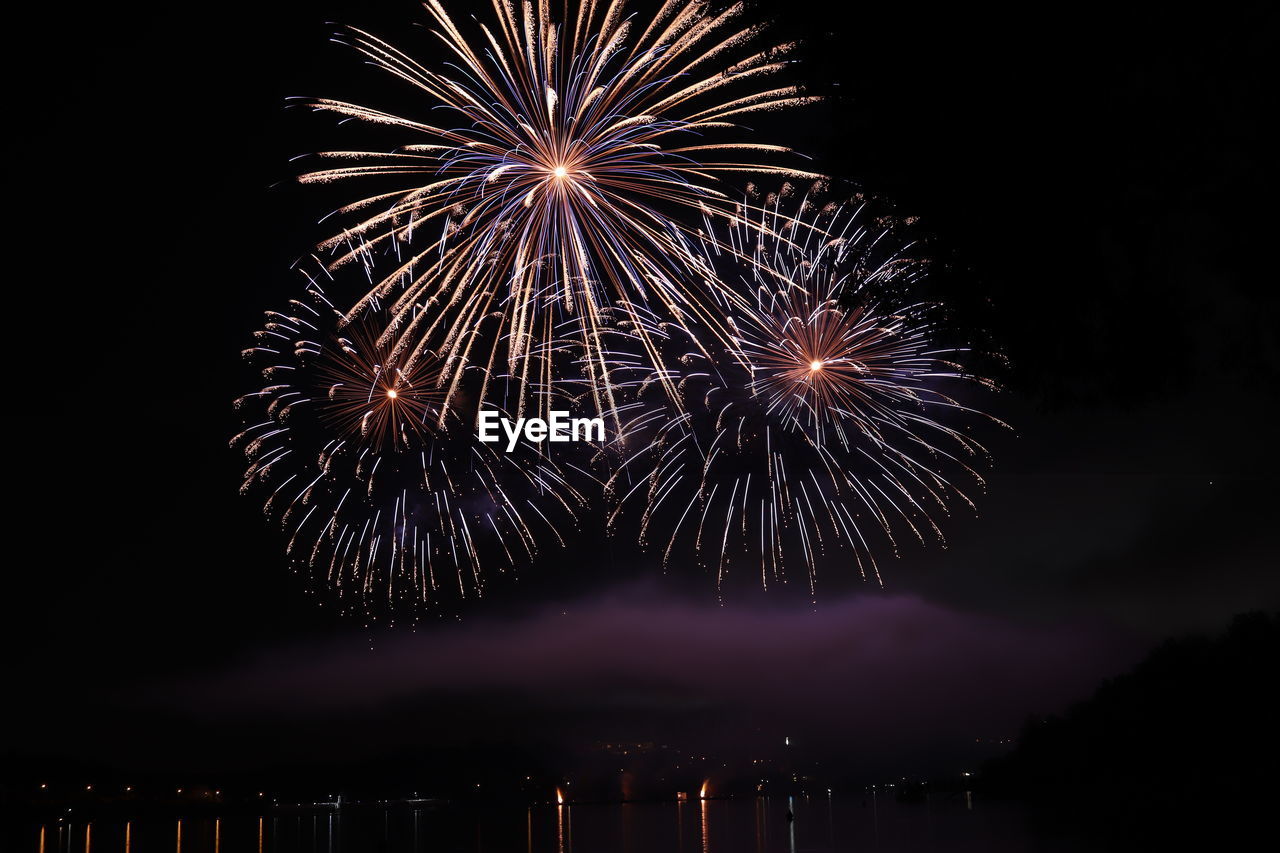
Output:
[{"xmin": 7, "ymin": 0, "xmax": 1276, "ymax": 782}]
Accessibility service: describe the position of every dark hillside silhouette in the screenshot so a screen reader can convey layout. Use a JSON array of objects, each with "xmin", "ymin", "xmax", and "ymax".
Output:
[{"xmin": 985, "ymin": 611, "xmax": 1279, "ymax": 840}]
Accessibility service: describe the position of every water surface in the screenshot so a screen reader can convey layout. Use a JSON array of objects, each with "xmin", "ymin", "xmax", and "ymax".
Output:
[{"xmin": 26, "ymin": 793, "xmax": 1086, "ymax": 852}]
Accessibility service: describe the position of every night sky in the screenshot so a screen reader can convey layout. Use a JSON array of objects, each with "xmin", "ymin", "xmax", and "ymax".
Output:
[{"xmin": 7, "ymin": 0, "xmax": 1276, "ymax": 785}]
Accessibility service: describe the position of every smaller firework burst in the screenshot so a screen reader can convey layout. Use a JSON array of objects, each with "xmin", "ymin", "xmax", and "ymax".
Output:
[
  {"xmin": 601, "ymin": 194, "xmax": 1005, "ymax": 593},
  {"xmin": 232, "ymin": 273, "xmax": 585, "ymax": 619}
]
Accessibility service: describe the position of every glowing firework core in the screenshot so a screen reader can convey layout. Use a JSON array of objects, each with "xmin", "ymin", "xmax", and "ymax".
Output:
[
  {"xmin": 809, "ymin": 359, "xmax": 825, "ymax": 371},
  {"xmin": 385, "ymin": 389, "xmax": 398, "ymax": 399}
]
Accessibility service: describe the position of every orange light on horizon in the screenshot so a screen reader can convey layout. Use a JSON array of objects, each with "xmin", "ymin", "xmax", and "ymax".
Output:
[
  {"xmin": 555, "ymin": 787, "xmax": 565, "ymax": 805},
  {"xmin": 699, "ymin": 780, "xmax": 710, "ymax": 800}
]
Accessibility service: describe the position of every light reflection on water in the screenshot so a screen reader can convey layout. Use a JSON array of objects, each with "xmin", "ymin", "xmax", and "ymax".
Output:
[{"xmin": 28, "ymin": 793, "xmax": 1082, "ymax": 852}]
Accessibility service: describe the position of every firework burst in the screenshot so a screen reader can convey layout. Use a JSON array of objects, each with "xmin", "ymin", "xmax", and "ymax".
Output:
[
  {"xmin": 233, "ymin": 276, "xmax": 586, "ymax": 618},
  {"xmin": 602, "ymin": 195, "xmax": 1005, "ymax": 593},
  {"xmin": 295, "ymin": 0, "xmax": 821, "ymax": 422}
]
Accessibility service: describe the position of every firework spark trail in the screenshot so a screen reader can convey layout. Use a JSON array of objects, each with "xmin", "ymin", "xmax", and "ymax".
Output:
[
  {"xmin": 294, "ymin": 0, "xmax": 821, "ymax": 423},
  {"xmin": 233, "ymin": 273, "xmax": 587, "ymax": 618},
  {"xmin": 601, "ymin": 193, "xmax": 1007, "ymax": 593}
]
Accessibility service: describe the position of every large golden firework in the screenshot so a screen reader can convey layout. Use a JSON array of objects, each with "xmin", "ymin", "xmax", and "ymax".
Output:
[{"xmin": 296, "ymin": 0, "xmax": 821, "ymax": 421}]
